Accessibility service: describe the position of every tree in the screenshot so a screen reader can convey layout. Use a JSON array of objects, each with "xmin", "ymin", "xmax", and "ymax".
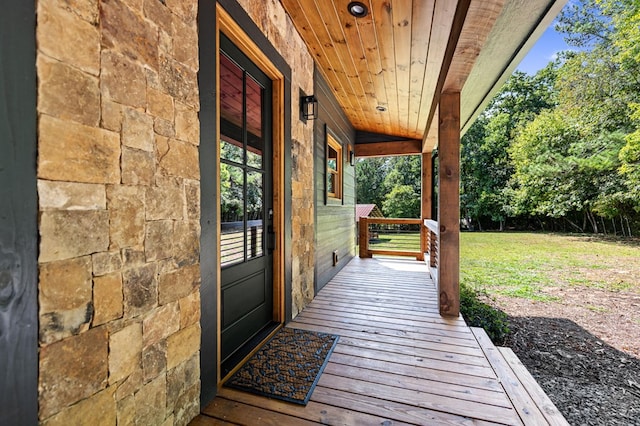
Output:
[
  {"xmin": 555, "ymin": 0, "xmax": 613, "ymax": 48},
  {"xmin": 461, "ymin": 116, "xmax": 488, "ymax": 229},
  {"xmin": 620, "ymin": 104, "xmax": 640, "ymax": 204},
  {"xmin": 604, "ymin": 0, "xmax": 640, "ymax": 210},
  {"xmin": 553, "ymin": 0, "xmax": 640, "ymax": 232},
  {"xmin": 488, "ymin": 67, "xmax": 558, "ymax": 122},
  {"xmin": 382, "ymin": 185, "xmax": 420, "ymax": 218},
  {"xmin": 220, "ymin": 162, "xmax": 244, "ymax": 221},
  {"xmin": 383, "ymin": 155, "xmax": 421, "ymax": 195},
  {"xmin": 356, "ymin": 155, "xmax": 421, "ymax": 217},
  {"xmin": 460, "ymin": 65, "xmax": 558, "ymax": 230},
  {"xmin": 509, "ymin": 110, "xmax": 580, "ymax": 221},
  {"xmin": 355, "ymin": 157, "xmax": 389, "ymax": 209},
  {"xmin": 556, "ymin": 49, "xmax": 634, "ymax": 134}
]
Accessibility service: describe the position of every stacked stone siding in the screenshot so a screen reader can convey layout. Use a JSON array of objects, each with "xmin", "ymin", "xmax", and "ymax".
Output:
[
  {"xmin": 36, "ymin": 0, "xmax": 201, "ymax": 424},
  {"xmin": 35, "ymin": 0, "xmax": 317, "ymax": 422}
]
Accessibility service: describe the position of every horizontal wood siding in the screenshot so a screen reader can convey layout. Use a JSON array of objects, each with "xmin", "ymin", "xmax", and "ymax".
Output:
[{"xmin": 314, "ymin": 67, "xmax": 356, "ymax": 292}]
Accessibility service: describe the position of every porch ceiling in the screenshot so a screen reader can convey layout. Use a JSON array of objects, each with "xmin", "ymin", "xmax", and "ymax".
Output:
[{"xmin": 279, "ymin": 0, "xmax": 566, "ymax": 153}]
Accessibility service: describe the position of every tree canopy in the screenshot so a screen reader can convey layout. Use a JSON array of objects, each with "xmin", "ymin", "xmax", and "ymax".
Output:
[
  {"xmin": 460, "ymin": 0, "xmax": 640, "ymax": 235},
  {"xmin": 356, "ymin": 155, "xmax": 422, "ymax": 218}
]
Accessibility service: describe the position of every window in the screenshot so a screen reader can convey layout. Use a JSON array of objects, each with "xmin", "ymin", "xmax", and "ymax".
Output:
[{"xmin": 327, "ymin": 134, "xmax": 342, "ymax": 200}]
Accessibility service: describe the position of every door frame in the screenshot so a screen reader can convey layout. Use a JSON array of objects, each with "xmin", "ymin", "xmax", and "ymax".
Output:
[
  {"xmin": 216, "ymin": 5, "xmax": 286, "ymax": 381},
  {"xmin": 199, "ymin": 1, "xmax": 292, "ymax": 403}
]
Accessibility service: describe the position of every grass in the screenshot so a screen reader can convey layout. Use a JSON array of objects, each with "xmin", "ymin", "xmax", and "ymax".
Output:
[
  {"xmin": 461, "ymin": 232, "xmax": 640, "ymax": 301},
  {"xmin": 585, "ymin": 304, "xmax": 610, "ymax": 313},
  {"xmin": 369, "ymin": 231, "xmax": 420, "ymax": 252}
]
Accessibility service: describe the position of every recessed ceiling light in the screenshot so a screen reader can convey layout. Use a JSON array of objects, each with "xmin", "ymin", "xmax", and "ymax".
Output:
[
  {"xmin": 348, "ymin": 2, "xmax": 368, "ymax": 18},
  {"xmin": 376, "ymin": 105, "xmax": 386, "ymax": 112}
]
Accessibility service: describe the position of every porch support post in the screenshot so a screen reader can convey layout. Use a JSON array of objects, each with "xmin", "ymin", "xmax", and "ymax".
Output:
[
  {"xmin": 437, "ymin": 92, "xmax": 460, "ymax": 317},
  {"xmin": 358, "ymin": 217, "xmax": 371, "ymax": 258},
  {"xmin": 420, "ymin": 153, "xmax": 433, "ymax": 260}
]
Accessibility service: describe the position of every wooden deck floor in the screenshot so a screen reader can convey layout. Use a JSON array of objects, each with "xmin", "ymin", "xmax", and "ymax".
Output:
[{"xmin": 194, "ymin": 257, "xmax": 567, "ymax": 425}]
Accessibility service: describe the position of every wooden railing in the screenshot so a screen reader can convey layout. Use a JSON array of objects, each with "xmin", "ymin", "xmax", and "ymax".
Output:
[
  {"xmin": 424, "ymin": 219, "xmax": 439, "ymax": 285},
  {"xmin": 359, "ymin": 217, "xmax": 424, "ymax": 260},
  {"xmin": 358, "ymin": 217, "xmax": 440, "ymax": 287},
  {"xmin": 358, "ymin": 218, "xmax": 439, "ymax": 279}
]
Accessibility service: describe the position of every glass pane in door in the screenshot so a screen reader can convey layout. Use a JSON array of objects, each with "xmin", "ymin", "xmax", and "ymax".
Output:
[
  {"xmin": 246, "ymin": 170, "xmax": 264, "ymax": 260},
  {"xmin": 221, "ymin": 163, "xmax": 244, "ymax": 267},
  {"xmin": 246, "ymin": 75, "xmax": 263, "ymax": 169}
]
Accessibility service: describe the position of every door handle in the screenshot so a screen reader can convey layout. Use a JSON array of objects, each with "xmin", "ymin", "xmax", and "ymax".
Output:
[{"xmin": 267, "ymin": 225, "xmax": 276, "ymax": 252}]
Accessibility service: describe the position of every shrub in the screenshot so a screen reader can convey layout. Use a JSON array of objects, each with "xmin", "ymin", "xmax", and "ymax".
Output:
[{"xmin": 460, "ymin": 283, "xmax": 510, "ymax": 345}]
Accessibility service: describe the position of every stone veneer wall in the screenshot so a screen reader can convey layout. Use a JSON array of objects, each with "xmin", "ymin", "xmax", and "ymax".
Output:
[
  {"xmin": 35, "ymin": 0, "xmax": 316, "ymax": 422},
  {"xmin": 234, "ymin": 0, "xmax": 316, "ymax": 317},
  {"xmin": 36, "ymin": 0, "xmax": 201, "ymax": 424}
]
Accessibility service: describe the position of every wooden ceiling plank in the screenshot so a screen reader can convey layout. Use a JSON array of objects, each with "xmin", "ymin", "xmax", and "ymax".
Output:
[
  {"xmin": 335, "ymin": 3, "xmax": 390, "ymax": 134},
  {"xmin": 337, "ymin": 11, "xmax": 377, "ymax": 109},
  {"xmin": 409, "ymin": 0, "xmax": 436, "ymax": 139},
  {"xmin": 329, "ymin": 3, "xmax": 377, "ymax": 104},
  {"xmin": 352, "ymin": 0, "xmax": 393, "ymax": 134},
  {"xmin": 280, "ymin": 0, "xmax": 544, "ymax": 145},
  {"xmin": 392, "ymin": 0, "xmax": 414, "ymax": 136},
  {"xmin": 371, "ymin": 1, "xmax": 400, "ymax": 135},
  {"xmin": 282, "ymin": 0, "xmax": 363, "ymax": 124},
  {"xmin": 307, "ymin": 0, "xmax": 366, "ymax": 126}
]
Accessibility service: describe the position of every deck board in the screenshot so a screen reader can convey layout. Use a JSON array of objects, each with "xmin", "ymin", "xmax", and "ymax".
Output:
[{"xmin": 196, "ymin": 257, "xmax": 566, "ymax": 425}]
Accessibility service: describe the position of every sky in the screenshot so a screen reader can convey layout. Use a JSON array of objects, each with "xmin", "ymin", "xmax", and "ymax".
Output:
[{"xmin": 516, "ymin": 24, "xmax": 571, "ymax": 75}]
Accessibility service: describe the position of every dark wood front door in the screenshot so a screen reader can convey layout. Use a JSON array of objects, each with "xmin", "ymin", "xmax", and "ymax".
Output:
[{"xmin": 219, "ymin": 34, "xmax": 274, "ymax": 371}]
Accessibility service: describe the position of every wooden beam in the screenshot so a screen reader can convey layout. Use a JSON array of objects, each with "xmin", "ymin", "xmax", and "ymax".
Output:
[
  {"xmin": 422, "ymin": 111, "xmax": 438, "ymax": 153},
  {"xmin": 355, "ymin": 140, "xmax": 422, "ymax": 158},
  {"xmin": 423, "ymin": 0, "xmax": 471, "ymax": 143},
  {"xmin": 421, "ymin": 153, "xmax": 433, "ymax": 258},
  {"xmin": 437, "ymin": 92, "xmax": 460, "ymax": 317},
  {"xmin": 444, "ymin": 1, "xmax": 505, "ymax": 93}
]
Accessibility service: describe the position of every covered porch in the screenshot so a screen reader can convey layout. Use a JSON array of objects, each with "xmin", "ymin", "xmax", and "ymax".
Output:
[
  {"xmin": 278, "ymin": 0, "xmax": 569, "ymax": 318},
  {"xmin": 193, "ymin": 257, "xmax": 567, "ymax": 425}
]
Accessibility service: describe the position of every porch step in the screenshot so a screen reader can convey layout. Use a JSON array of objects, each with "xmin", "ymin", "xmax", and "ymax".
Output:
[{"xmin": 470, "ymin": 327, "xmax": 569, "ymax": 426}]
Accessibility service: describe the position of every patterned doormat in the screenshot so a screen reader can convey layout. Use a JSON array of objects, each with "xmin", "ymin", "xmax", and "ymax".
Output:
[{"xmin": 224, "ymin": 327, "xmax": 340, "ymax": 405}]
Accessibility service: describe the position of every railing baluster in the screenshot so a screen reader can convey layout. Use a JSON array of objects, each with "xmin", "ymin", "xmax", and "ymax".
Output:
[{"xmin": 423, "ymin": 219, "xmax": 439, "ymax": 283}]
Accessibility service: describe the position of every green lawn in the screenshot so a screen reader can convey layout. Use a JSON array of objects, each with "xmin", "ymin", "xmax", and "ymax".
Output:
[
  {"xmin": 369, "ymin": 231, "xmax": 420, "ymax": 252},
  {"xmin": 461, "ymin": 232, "xmax": 640, "ymax": 301}
]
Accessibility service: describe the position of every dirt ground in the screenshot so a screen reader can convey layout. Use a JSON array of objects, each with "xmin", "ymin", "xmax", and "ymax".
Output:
[{"xmin": 489, "ymin": 287, "xmax": 640, "ymax": 425}]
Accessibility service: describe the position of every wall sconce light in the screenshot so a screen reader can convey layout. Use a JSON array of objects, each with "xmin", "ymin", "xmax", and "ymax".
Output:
[
  {"xmin": 301, "ymin": 95, "xmax": 318, "ymax": 121},
  {"xmin": 349, "ymin": 149, "xmax": 355, "ymax": 166}
]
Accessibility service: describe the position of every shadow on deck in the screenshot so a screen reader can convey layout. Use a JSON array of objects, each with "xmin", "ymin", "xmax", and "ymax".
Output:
[{"xmin": 193, "ymin": 257, "xmax": 567, "ymax": 425}]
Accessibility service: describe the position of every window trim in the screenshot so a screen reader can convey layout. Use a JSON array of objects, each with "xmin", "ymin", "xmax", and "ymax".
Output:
[{"xmin": 326, "ymin": 133, "xmax": 343, "ymax": 201}]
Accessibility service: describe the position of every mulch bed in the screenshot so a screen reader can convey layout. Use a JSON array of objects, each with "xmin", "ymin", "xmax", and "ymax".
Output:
[{"xmin": 488, "ymin": 288, "xmax": 640, "ymax": 425}]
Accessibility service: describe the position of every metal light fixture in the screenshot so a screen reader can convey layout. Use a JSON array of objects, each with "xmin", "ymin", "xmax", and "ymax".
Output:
[
  {"xmin": 301, "ymin": 95, "xmax": 318, "ymax": 121},
  {"xmin": 348, "ymin": 1, "xmax": 368, "ymax": 18},
  {"xmin": 349, "ymin": 149, "xmax": 355, "ymax": 166}
]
